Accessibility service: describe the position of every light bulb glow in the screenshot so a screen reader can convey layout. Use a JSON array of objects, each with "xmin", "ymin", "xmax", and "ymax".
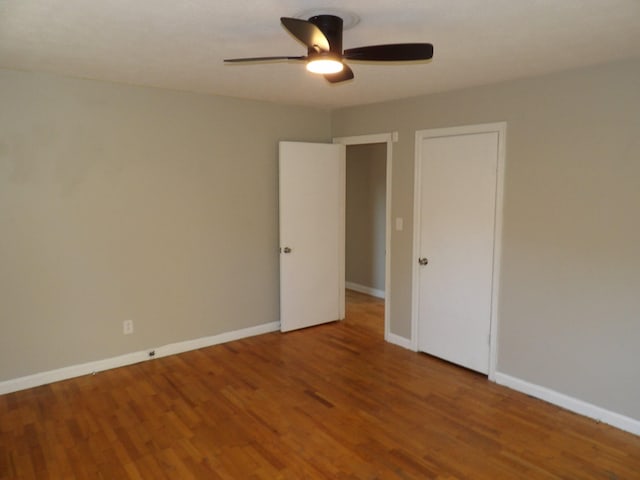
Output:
[{"xmin": 306, "ymin": 59, "xmax": 344, "ymax": 74}]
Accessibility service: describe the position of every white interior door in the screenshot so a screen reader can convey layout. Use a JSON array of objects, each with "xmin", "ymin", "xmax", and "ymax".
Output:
[
  {"xmin": 279, "ymin": 141, "xmax": 345, "ymax": 332},
  {"xmin": 415, "ymin": 129, "xmax": 500, "ymax": 374}
]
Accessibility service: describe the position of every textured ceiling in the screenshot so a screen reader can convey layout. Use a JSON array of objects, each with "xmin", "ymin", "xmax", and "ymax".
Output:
[{"xmin": 1, "ymin": 0, "xmax": 639, "ymax": 109}]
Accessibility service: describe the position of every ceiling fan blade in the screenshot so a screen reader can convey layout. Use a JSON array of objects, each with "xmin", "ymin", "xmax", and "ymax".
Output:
[
  {"xmin": 344, "ymin": 43, "xmax": 434, "ymax": 61},
  {"xmin": 280, "ymin": 17, "xmax": 330, "ymax": 52},
  {"xmin": 324, "ymin": 64, "xmax": 354, "ymax": 83},
  {"xmin": 224, "ymin": 56, "xmax": 306, "ymax": 63}
]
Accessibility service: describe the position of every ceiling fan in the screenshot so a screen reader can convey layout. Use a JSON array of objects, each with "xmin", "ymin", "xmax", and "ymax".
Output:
[{"xmin": 224, "ymin": 14, "xmax": 434, "ymax": 83}]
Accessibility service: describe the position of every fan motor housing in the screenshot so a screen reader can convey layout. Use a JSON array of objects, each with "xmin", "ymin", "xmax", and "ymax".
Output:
[{"xmin": 308, "ymin": 15, "xmax": 343, "ymax": 54}]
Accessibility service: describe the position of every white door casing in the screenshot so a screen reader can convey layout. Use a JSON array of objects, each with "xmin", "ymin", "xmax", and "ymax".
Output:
[
  {"xmin": 412, "ymin": 123, "xmax": 506, "ymax": 377},
  {"xmin": 279, "ymin": 141, "xmax": 345, "ymax": 332}
]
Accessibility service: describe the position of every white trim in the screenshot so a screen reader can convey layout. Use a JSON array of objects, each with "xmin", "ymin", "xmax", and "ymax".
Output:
[
  {"xmin": 494, "ymin": 372, "xmax": 640, "ymax": 437},
  {"xmin": 384, "ymin": 138, "xmax": 393, "ymax": 345},
  {"xmin": 338, "ymin": 145, "xmax": 346, "ymax": 320},
  {"xmin": 0, "ymin": 321, "xmax": 280, "ymax": 395},
  {"xmin": 411, "ymin": 133, "xmax": 423, "ymax": 352},
  {"xmin": 488, "ymin": 124, "xmax": 507, "ymax": 381},
  {"xmin": 346, "ymin": 281, "xmax": 385, "ymax": 299},
  {"xmin": 333, "ymin": 132, "xmax": 397, "ymax": 145},
  {"xmin": 412, "ymin": 122, "xmax": 507, "ymax": 378},
  {"xmin": 386, "ymin": 332, "xmax": 414, "ymax": 351},
  {"xmin": 333, "ymin": 133, "xmax": 394, "ymax": 345}
]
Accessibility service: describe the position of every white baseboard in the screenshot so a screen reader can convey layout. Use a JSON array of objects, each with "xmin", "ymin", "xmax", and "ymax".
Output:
[
  {"xmin": 494, "ymin": 372, "xmax": 640, "ymax": 437},
  {"xmin": 0, "ymin": 321, "xmax": 280, "ymax": 396},
  {"xmin": 386, "ymin": 332, "xmax": 415, "ymax": 351},
  {"xmin": 346, "ymin": 281, "xmax": 385, "ymax": 299}
]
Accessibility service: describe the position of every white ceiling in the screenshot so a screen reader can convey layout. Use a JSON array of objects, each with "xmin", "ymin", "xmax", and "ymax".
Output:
[{"xmin": 1, "ymin": 0, "xmax": 639, "ymax": 109}]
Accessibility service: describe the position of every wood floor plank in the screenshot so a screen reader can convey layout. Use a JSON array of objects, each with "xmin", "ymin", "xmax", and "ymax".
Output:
[{"xmin": 1, "ymin": 289, "xmax": 639, "ymax": 479}]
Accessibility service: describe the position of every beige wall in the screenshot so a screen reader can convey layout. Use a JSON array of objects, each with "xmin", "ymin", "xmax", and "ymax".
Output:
[
  {"xmin": 0, "ymin": 69, "xmax": 331, "ymax": 381},
  {"xmin": 346, "ymin": 143, "xmax": 386, "ymax": 292},
  {"xmin": 332, "ymin": 59, "xmax": 640, "ymax": 420},
  {"xmin": 2, "ymin": 60, "xmax": 639, "ymax": 424}
]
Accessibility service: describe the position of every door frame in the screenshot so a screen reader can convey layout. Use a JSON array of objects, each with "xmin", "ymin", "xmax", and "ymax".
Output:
[
  {"xmin": 333, "ymin": 132, "xmax": 395, "ymax": 343},
  {"xmin": 411, "ymin": 122, "xmax": 506, "ymax": 380}
]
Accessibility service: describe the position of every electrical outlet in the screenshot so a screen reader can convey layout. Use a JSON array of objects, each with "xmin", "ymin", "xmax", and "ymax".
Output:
[{"xmin": 123, "ymin": 320, "xmax": 134, "ymax": 335}]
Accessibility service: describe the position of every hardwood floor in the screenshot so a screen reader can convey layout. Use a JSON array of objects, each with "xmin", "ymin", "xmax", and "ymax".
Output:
[{"xmin": 1, "ymin": 290, "xmax": 639, "ymax": 479}]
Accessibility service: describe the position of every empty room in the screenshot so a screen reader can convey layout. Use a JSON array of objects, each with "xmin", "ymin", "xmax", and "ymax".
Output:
[{"xmin": 1, "ymin": 1, "xmax": 639, "ymax": 478}]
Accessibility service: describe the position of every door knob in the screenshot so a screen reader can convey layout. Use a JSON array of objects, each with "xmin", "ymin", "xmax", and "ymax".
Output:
[
  {"xmin": 418, "ymin": 257, "xmax": 429, "ymax": 266},
  {"xmin": 282, "ymin": 247, "xmax": 292, "ymax": 254}
]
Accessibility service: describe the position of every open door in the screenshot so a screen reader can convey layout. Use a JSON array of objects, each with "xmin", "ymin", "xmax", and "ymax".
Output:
[{"xmin": 279, "ymin": 141, "xmax": 345, "ymax": 332}]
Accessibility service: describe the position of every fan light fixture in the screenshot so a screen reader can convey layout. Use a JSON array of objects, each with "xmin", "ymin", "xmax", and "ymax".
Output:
[
  {"xmin": 224, "ymin": 14, "xmax": 434, "ymax": 84},
  {"xmin": 306, "ymin": 58, "xmax": 343, "ymax": 74}
]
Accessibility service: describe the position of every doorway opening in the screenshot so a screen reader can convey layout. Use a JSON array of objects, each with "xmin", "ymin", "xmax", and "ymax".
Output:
[
  {"xmin": 334, "ymin": 133, "xmax": 394, "ymax": 341},
  {"xmin": 345, "ymin": 143, "xmax": 386, "ymax": 335}
]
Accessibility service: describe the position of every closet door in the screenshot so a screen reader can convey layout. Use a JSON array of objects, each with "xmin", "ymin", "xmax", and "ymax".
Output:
[{"xmin": 415, "ymin": 129, "xmax": 500, "ymax": 374}]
